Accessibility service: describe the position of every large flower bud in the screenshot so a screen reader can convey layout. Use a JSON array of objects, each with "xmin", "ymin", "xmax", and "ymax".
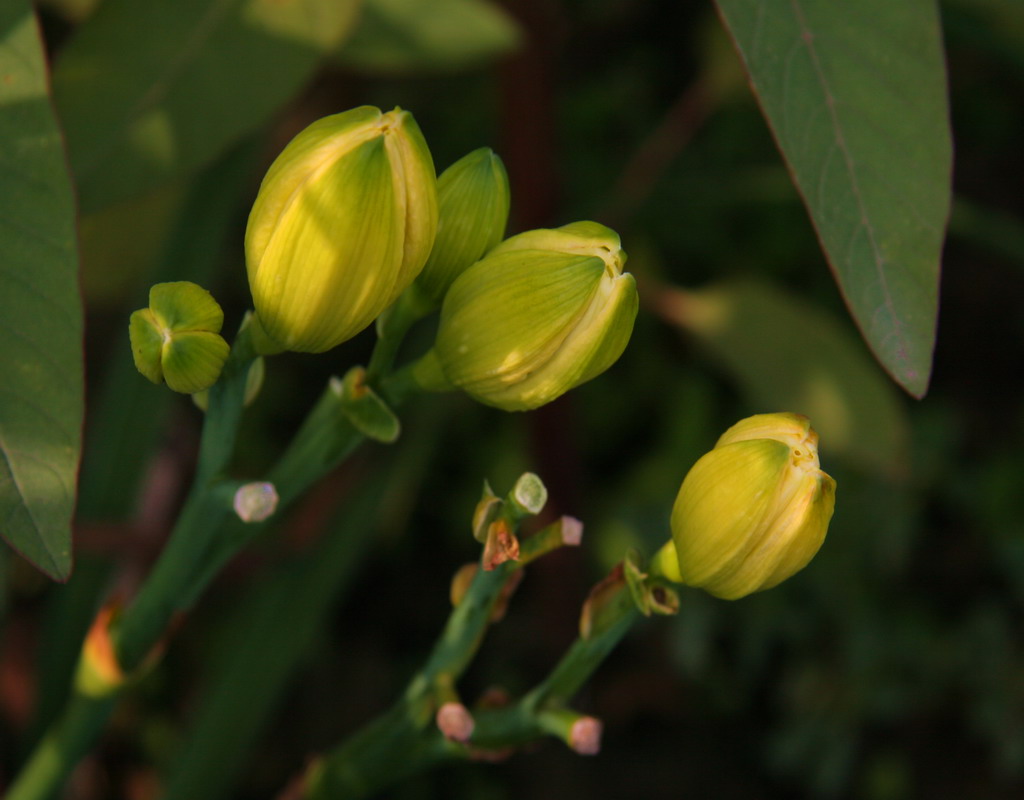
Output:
[
  {"xmin": 414, "ymin": 147, "xmax": 510, "ymax": 306},
  {"xmin": 245, "ymin": 106, "xmax": 438, "ymax": 353},
  {"xmin": 668, "ymin": 413, "xmax": 836, "ymax": 600},
  {"xmin": 422, "ymin": 221, "xmax": 637, "ymax": 411}
]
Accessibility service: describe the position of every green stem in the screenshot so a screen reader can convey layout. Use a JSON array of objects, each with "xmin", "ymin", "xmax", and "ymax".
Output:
[
  {"xmin": 11, "ymin": 302, "xmax": 427, "ymax": 800},
  {"xmin": 188, "ymin": 366, "xmax": 424, "ymax": 597},
  {"xmin": 114, "ymin": 323, "xmax": 261, "ymax": 670},
  {"xmin": 410, "ymin": 564, "xmax": 513, "ymax": 705},
  {"xmin": 470, "ymin": 583, "xmax": 638, "ymax": 749},
  {"xmin": 304, "ymin": 706, "xmax": 453, "ymax": 799},
  {"xmin": 524, "ymin": 589, "xmax": 637, "ymax": 709},
  {"xmin": 113, "ymin": 481, "xmax": 240, "ymax": 670},
  {"xmin": 647, "ymin": 539, "xmax": 682, "ymax": 583},
  {"xmin": 194, "ymin": 325, "xmax": 257, "ymax": 485},
  {"xmin": 5, "ymin": 694, "xmax": 118, "ymax": 800},
  {"xmin": 304, "ymin": 560, "xmax": 517, "ymax": 798},
  {"xmin": 302, "ymin": 541, "xmax": 637, "ymax": 799},
  {"xmin": 10, "ymin": 324, "xmax": 263, "ymax": 800},
  {"xmin": 365, "ymin": 285, "xmax": 434, "ymax": 383}
]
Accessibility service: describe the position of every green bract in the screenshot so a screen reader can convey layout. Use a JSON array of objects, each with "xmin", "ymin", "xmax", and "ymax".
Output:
[
  {"xmin": 668, "ymin": 413, "xmax": 836, "ymax": 600},
  {"xmin": 425, "ymin": 221, "xmax": 637, "ymax": 411},
  {"xmin": 129, "ymin": 282, "xmax": 230, "ymax": 394},
  {"xmin": 414, "ymin": 147, "xmax": 510, "ymax": 306},
  {"xmin": 245, "ymin": 106, "xmax": 438, "ymax": 353}
]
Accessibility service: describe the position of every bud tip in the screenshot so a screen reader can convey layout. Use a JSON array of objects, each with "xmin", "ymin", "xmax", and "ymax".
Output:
[
  {"xmin": 570, "ymin": 717, "xmax": 603, "ymax": 755},
  {"xmin": 436, "ymin": 702, "xmax": 475, "ymax": 743},
  {"xmin": 234, "ymin": 482, "xmax": 279, "ymax": 523},
  {"xmin": 561, "ymin": 516, "xmax": 584, "ymax": 546}
]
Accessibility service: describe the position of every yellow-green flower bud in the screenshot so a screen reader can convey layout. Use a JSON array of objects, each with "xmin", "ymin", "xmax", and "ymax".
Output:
[
  {"xmin": 667, "ymin": 413, "xmax": 836, "ymax": 600},
  {"xmin": 129, "ymin": 282, "xmax": 230, "ymax": 394},
  {"xmin": 424, "ymin": 221, "xmax": 638, "ymax": 411},
  {"xmin": 414, "ymin": 147, "xmax": 510, "ymax": 305},
  {"xmin": 245, "ymin": 106, "xmax": 438, "ymax": 352}
]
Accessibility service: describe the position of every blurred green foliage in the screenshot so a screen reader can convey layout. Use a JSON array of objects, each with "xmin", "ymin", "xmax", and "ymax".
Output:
[{"xmin": 3, "ymin": 0, "xmax": 1024, "ymax": 798}]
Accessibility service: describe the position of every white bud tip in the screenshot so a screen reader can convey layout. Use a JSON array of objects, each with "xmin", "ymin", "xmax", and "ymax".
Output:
[
  {"xmin": 436, "ymin": 702, "xmax": 475, "ymax": 743},
  {"xmin": 234, "ymin": 482, "xmax": 279, "ymax": 523},
  {"xmin": 570, "ymin": 716, "xmax": 603, "ymax": 755},
  {"xmin": 513, "ymin": 472, "xmax": 548, "ymax": 514},
  {"xmin": 560, "ymin": 516, "xmax": 584, "ymax": 546}
]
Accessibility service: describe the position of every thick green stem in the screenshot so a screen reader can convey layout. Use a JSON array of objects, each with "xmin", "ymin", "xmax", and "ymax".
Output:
[
  {"xmin": 195, "ymin": 324, "xmax": 257, "ymax": 485},
  {"xmin": 8, "ymin": 331, "xmax": 259, "ymax": 800},
  {"xmin": 267, "ymin": 383, "xmax": 364, "ymax": 507},
  {"xmin": 113, "ymin": 481, "xmax": 240, "ymax": 670},
  {"xmin": 365, "ymin": 285, "xmax": 434, "ymax": 383},
  {"xmin": 113, "ymin": 324, "xmax": 261, "ymax": 670},
  {"xmin": 189, "ymin": 367, "xmax": 422, "ymax": 597},
  {"xmin": 9, "ymin": 323, "xmax": 306, "ymax": 800},
  {"xmin": 5, "ymin": 694, "xmax": 118, "ymax": 800},
  {"xmin": 12, "ymin": 295, "xmax": 427, "ymax": 799}
]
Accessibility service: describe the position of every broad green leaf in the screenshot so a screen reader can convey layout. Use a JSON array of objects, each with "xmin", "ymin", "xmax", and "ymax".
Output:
[
  {"xmin": 715, "ymin": 0, "xmax": 952, "ymax": 397},
  {"xmin": 52, "ymin": 0, "xmax": 360, "ymax": 213},
  {"xmin": 0, "ymin": 3, "xmax": 83, "ymax": 581},
  {"xmin": 337, "ymin": 0, "xmax": 520, "ymax": 74},
  {"xmin": 34, "ymin": 0, "xmax": 103, "ymax": 25},
  {"xmin": 662, "ymin": 280, "xmax": 909, "ymax": 477}
]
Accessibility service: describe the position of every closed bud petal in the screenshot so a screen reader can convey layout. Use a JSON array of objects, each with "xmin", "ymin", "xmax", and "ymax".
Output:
[
  {"xmin": 669, "ymin": 413, "xmax": 836, "ymax": 600},
  {"xmin": 129, "ymin": 281, "xmax": 229, "ymax": 394},
  {"xmin": 415, "ymin": 147, "xmax": 510, "ymax": 305},
  {"xmin": 129, "ymin": 308, "xmax": 165, "ymax": 385},
  {"xmin": 428, "ymin": 221, "xmax": 637, "ymax": 411},
  {"xmin": 246, "ymin": 106, "xmax": 438, "ymax": 352},
  {"xmin": 161, "ymin": 331, "xmax": 230, "ymax": 394}
]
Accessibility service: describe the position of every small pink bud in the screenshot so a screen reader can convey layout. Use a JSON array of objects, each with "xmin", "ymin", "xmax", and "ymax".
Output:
[
  {"xmin": 569, "ymin": 716, "xmax": 603, "ymax": 756},
  {"xmin": 560, "ymin": 516, "xmax": 584, "ymax": 546},
  {"xmin": 436, "ymin": 702, "xmax": 475, "ymax": 743}
]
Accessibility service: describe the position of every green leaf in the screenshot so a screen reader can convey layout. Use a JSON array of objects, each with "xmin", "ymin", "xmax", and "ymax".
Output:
[
  {"xmin": 52, "ymin": 0, "xmax": 360, "ymax": 213},
  {"xmin": 0, "ymin": 3, "xmax": 83, "ymax": 581},
  {"xmin": 664, "ymin": 280, "xmax": 909, "ymax": 477},
  {"xmin": 714, "ymin": 0, "xmax": 952, "ymax": 397},
  {"xmin": 337, "ymin": 0, "xmax": 520, "ymax": 74}
]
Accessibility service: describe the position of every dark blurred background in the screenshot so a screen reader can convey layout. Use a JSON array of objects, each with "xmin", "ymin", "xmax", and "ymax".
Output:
[{"xmin": 4, "ymin": 0, "xmax": 1024, "ymax": 798}]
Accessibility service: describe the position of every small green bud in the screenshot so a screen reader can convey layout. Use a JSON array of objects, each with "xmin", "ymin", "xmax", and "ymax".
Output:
[
  {"xmin": 414, "ymin": 147, "xmax": 510, "ymax": 305},
  {"xmin": 129, "ymin": 282, "xmax": 229, "ymax": 394},
  {"xmin": 425, "ymin": 221, "xmax": 638, "ymax": 411},
  {"xmin": 668, "ymin": 413, "xmax": 837, "ymax": 600},
  {"xmin": 245, "ymin": 106, "xmax": 438, "ymax": 353}
]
